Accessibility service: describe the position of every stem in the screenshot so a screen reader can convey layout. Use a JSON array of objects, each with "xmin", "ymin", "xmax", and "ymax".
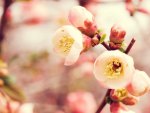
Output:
[
  {"xmin": 0, "ymin": 0, "xmax": 13, "ymax": 55},
  {"xmin": 125, "ymin": 38, "xmax": 136, "ymax": 54},
  {"xmin": 96, "ymin": 89, "xmax": 111, "ymax": 113},
  {"xmin": 102, "ymin": 42, "xmax": 110, "ymax": 50},
  {"xmin": 96, "ymin": 33, "xmax": 110, "ymax": 50}
]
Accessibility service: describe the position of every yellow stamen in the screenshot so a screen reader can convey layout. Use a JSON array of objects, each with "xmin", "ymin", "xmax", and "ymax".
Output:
[
  {"xmin": 57, "ymin": 35, "xmax": 74, "ymax": 54},
  {"xmin": 115, "ymin": 88, "xmax": 128, "ymax": 100},
  {"xmin": 104, "ymin": 58, "xmax": 123, "ymax": 79}
]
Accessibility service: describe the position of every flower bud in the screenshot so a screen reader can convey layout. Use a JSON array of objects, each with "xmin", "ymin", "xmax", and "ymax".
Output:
[
  {"xmin": 110, "ymin": 102, "xmax": 135, "ymax": 113},
  {"xmin": 69, "ymin": 6, "xmax": 94, "ymax": 29},
  {"xmin": 126, "ymin": 70, "xmax": 150, "ymax": 96},
  {"xmin": 122, "ymin": 94, "xmax": 139, "ymax": 105},
  {"xmin": 110, "ymin": 25, "xmax": 126, "ymax": 44},
  {"xmin": 68, "ymin": 6, "xmax": 97, "ymax": 36}
]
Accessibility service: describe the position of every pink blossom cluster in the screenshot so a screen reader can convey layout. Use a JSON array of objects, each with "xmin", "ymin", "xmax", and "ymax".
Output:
[{"xmin": 52, "ymin": 5, "xmax": 150, "ymax": 113}]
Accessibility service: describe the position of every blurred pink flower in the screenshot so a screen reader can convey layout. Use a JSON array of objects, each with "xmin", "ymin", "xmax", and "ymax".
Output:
[
  {"xmin": 110, "ymin": 102, "xmax": 135, "ymax": 113},
  {"xmin": 67, "ymin": 91, "xmax": 97, "ymax": 113},
  {"xmin": 68, "ymin": 6, "xmax": 97, "ymax": 36},
  {"xmin": 126, "ymin": 70, "xmax": 150, "ymax": 96},
  {"xmin": 6, "ymin": 1, "xmax": 49, "ymax": 25},
  {"xmin": 94, "ymin": 50, "xmax": 135, "ymax": 89},
  {"xmin": 52, "ymin": 25, "xmax": 83, "ymax": 66}
]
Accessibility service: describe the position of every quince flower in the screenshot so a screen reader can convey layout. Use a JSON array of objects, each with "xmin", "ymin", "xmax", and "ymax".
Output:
[
  {"xmin": 52, "ymin": 25, "xmax": 83, "ymax": 66},
  {"xmin": 68, "ymin": 6, "xmax": 97, "ymax": 36},
  {"xmin": 126, "ymin": 70, "xmax": 150, "ymax": 96},
  {"xmin": 94, "ymin": 50, "xmax": 135, "ymax": 89}
]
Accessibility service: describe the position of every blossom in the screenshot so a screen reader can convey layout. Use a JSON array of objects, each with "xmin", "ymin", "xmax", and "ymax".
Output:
[
  {"xmin": 6, "ymin": 1, "xmax": 49, "ymax": 25},
  {"xmin": 52, "ymin": 25, "xmax": 83, "ymax": 66},
  {"xmin": 126, "ymin": 70, "xmax": 150, "ymax": 96},
  {"xmin": 68, "ymin": 6, "xmax": 97, "ymax": 36},
  {"xmin": 67, "ymin": 91, "xmax": 97, "ymax": 113},
  {"xmin": 94, "ymin": 50, "xmax": 135, "ymax": 89},
  {"xmin": 110, "ymin": 102, "xmax": 135, "ymax": 113}
]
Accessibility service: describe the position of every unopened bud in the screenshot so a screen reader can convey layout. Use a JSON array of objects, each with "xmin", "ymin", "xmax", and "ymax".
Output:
[
  {"xmin": 110, "ymin": 25, "xmax": 126, "ymax": 44},
  {"xmin": 122, "ymin": 94, "xmax": 139, "ymax": 105}
]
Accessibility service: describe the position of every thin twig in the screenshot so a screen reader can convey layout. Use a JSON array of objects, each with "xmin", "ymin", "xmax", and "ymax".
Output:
[
  {"xmin": 96, "ymin": 89, "xmax": 111, "ymax": 113},
  {"xmin": 96, "ymin": 33, "xmax": 110, "ymax": 50},
  {"xmin": 125, "ymin": 38, "xmax": 136, "ymax": 54}
]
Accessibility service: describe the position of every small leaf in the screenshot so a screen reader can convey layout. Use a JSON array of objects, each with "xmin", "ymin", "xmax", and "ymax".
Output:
[
  {"xmin": 100, "ymin": 34, "xmax": 106, "ymax": 43},
  {"xmin": 1, "ymin": 76, "xmax": 25, "ymax": 102},
  {"xmin": 2, "ymin": 85, "xmax": 25, "ymax": 102}
]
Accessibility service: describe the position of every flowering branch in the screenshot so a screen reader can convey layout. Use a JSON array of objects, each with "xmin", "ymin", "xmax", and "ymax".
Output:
[{"xmin": 95, "ymin": 38, "xmax": 136, "ymax": 113}]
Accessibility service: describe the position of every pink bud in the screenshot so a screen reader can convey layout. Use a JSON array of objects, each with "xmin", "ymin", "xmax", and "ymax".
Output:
[
  {"xmin": 110, "ymin": 25, "xmax": 126, "ymax": 44},
  {"xmin": 122, "ymin": 94, "xmax": 139, "ymax": 105},
  {"xmin": 69, "ymin": 6, "xmax": 97, "ymax": 36},
  {"xmin": 67, "ymin": 91, "xmax": 97, "ymax": 113},
  {"xmin": 126, "ymin": 70, "xmax": 150, "ymax": 96},
  {"xmin": 110, "ymin": 102, "xmax": 135, "ymax": 113},
  {"xmin": 69, "ymin": 6, "xmax": 94, "ymax": 29}
]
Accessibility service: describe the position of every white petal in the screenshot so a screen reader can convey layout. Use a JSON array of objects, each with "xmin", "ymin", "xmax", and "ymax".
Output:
[
  {"xmin": 94, "ymin": 50, "xmax": 135, "ymax": 89},
  {"xmin": 64, "ymin": 42, "xmax": 83, "ymax": 66},
  {"xmin": 126, "ymin": 70, "xmax": 150, "ymax": 96}
]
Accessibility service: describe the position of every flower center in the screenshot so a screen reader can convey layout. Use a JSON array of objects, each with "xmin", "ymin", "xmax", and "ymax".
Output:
[
  {"xmin": 115, "ymin": 88, "xmax": 128, "ymax": 100},
  {"xmin": 58, "ymin": 36, "xmax": 74, "ymax": 55},
  {"xmin": 104, "ymin": 59, "xmax": 123, "ymax": 79}
]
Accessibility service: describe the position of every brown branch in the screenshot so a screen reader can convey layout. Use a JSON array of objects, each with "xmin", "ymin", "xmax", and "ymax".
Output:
[
  {"xmin": 96, "ymin": 89, "xmax": 111, "ymax": 113},
  {"xmin": 125, "ymin": 38, "xmax": 136, "ymax": 54},
  {"xmin": 0, "ymin": 0, "xmax": 13, "ymax": 54}
]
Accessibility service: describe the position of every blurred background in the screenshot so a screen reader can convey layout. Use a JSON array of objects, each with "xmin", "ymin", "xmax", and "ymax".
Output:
[{"xmin": 0, "ymin": 0, "xmax": 150, "ymax": 113}]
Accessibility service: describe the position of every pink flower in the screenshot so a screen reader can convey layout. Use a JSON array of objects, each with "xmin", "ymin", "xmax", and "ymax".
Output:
[
  {"xmin": 6, "ymin": 1, "xmax": 49, "ymax": 25},
  {"xmin": 126, "ymin": 70, "xmax": 150, "ymax": 96},
  {"xmin": 110, "ymin": 25, "xmax": 126, "ymax": 44},
  {"xmin": 94, "ymin": 50, "xmax": 135, "ymax": 89},
  {"xmin": 68, "ymin": 6, "xmax": 97, "ymax": 36},
  {"xmin": 67, "ymin": 91, "xmax": 97, "ymax": 113},
  {"xmin": 110, "ymin": 102, "xmax": 135, "ymax": 113},
  {"xmin": 52, "ymin": 25, "xmax": 83, "ymax": 66}
]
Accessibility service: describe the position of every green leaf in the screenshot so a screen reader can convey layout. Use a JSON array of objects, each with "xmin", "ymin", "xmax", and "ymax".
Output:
[
  {"xmin": 2, "ymin": 85, "xmax": 25, "ymax": 102},
  {"xmin": 100, "ymin": 34, "xmax": 106, "ymax": 43},
  {"xmin": 1, "ymin": 76, "xmax": 25, "ymax": 102}
]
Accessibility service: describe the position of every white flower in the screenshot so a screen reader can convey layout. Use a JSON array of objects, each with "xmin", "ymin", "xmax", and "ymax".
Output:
[
  {"xmin": 93, "ymin": 50, "xmax": 135, "ymax": 89},
  {"xmin": 52, "ymin": 25, "xmax": 83, "ymax": 66},
  {"xmin": 126, "ymin": 69, "xmax": 150, "ymax": 96},
  {"xmin": 68, "ymin": 6, "xmax": 94, "ymax": 28}
]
